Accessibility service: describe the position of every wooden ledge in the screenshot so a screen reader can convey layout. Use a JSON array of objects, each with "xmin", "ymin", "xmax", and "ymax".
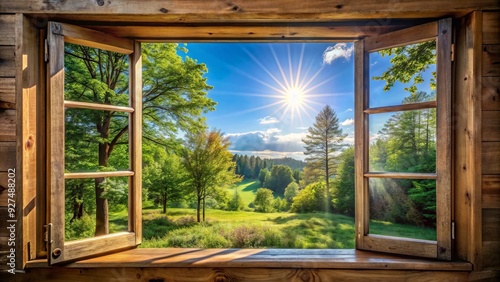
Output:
[{"xmin": 26, "ymin": 248, "xmax": 472, "ymax": 271}]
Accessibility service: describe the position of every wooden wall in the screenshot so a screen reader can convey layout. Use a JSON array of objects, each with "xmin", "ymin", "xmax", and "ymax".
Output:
[{"xmin": 481, "ymin": 11, "xmax": 500, "ymax": 271}]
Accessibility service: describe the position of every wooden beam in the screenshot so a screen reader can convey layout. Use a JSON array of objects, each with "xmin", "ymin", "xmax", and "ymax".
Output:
[
  {"xmin": 1, "ymin": 0, "xmax": 499, "ymax": 20},
  {"xmin": 64, "ymin": 171, "xmax": 134, "ymax": 179},
  {"xmin": 364, "ymin": 101, "xmax": 436, "ymax": 114},
  {"xmin": 64, "ymin": 101, "xmax": 134, "ymax": 113},
  {"xmin": 364, "ymin": 21, "xmax": 437, "ymax": 52},
  {"xmin": 364, "ymin": 172, "xmax": 437, "ymax": 179}
]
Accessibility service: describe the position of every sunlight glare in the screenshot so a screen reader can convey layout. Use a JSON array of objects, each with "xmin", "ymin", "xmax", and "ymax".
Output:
[{"xmin": 286, "ymin": 87, "xmax": 304, "ymax": 108}]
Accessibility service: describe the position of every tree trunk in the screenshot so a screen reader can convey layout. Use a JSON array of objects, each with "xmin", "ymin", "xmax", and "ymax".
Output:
[
  {"xmin": 162, "ymin": 192, "xmax": 167, "ymax": 214},
  {"xmin": 95, "ymin": 143, "xmax": 109, "ymax": 236},
  {"xmin": 71, "ymin": 183, "xmax": 84, "ymax": 223},
  {"xmin": 202, "ymin": 196, "xmax": 206, "ymax": 222},
  {"xmin": 325, "ymin": 139, "xmax": 332, "ymax": 213},
  {"xmin": 196, "ymin": 194, "xmax": 201, "ymax": 223}
]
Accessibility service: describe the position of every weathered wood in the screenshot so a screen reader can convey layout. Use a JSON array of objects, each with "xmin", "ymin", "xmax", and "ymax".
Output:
[
  {"xmin": 453, "ymin": 11, "xmax": 483, "ymax": 267},
  {"xmin": 64, "ymin": 101, "xmax": 134, "ymax": 113},
  {"xmin": 365, "ymin": 21, "xmax": 437, "ymax": 52},
  {"xmin": 25, "ymin": 249, "xmax": 473, "ymax": 271},
  {"xmin": 88, "ymin": 23, "xmax": 407, "ymax": 41},
  {"xmin": 482, "ymin": 111, "xmax": 500, "ymax": 141},
  {"xmin": 364, "ymin": 101, "xmax": 436, "ymax": 114},
  {"xmin": 0, "ymin": 110, "xmax": 16, "ymax": 142},
  {"xmin": 64, "ymin": 171, "xmax": 134, "ymax": 179},
  {"xmin": 0, "ymin": 142, "xmax": 16, "ymax": 171},
  {"xmin": 0, "ymin": 14, "xmax": 16, "ymax": 45},
  {"xmin": 0, "ymin": 46, "xmax": 16, "ymax": 78},
  {"xmin": 364, "ymin": 172, "xmax": 437, "ymax": 179},
  {"xmin": 483, "ymin": 241, "xmax": 500, "ymax": 270},
  {"xmin": 52, "ymin": 22, "xmax": 134, "ymax": 54},
  {"xmin": 130, "ymin": 41, "xmax": 142, "ymax": 244},
  {"xmin": 483, "ymin": 175, "xmax": 500, "ymax": 209},
  {"xmin": 482, "ymin": 208, "xmax": 500, "ymax": 242},
  {"xmin": 0, "ymin": 78, "xmax": 15, "ymax": 104},
  {"xmin": 1, "ymin": 0, "xmax": 499, "ymax": 20},
  {"xmin": 483, "ymin": 12, "xmax": 500, "ymax": 45},
  {"xmin": 0, "ymin": 173, "xmax": 10, "ymax": 207},
  {"xmin": 482, "ymin": 142, "xmax": 500, "ymax": 175},
  {"xmin": 483, "ymin": 45, "xmax": 500, "ymax": 77},
  {"xmin": 364, "ymin": 235, "xmax": 437, "ymax": 259},
  {"xmin": 1, "ymin": 267, "xmax": 472, "ymax": 282},
  {"xmin": 483, "ymin": 77, "xmax": 500, "ymax": 111}
]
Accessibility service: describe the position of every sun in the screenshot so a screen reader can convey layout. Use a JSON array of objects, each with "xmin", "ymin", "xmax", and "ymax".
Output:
[{"xmin": 285, "ymin": 87, "xmax": 305, "ymax": 108}]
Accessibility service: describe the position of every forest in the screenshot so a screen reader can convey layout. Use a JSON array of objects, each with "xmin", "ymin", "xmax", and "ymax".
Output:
[{"xmin": 63, "ymin": 41, "xmax": 438, "ymax": 247}]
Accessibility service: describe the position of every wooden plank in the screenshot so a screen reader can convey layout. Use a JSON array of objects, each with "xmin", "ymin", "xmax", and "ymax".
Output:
[
  {"xmin": 64, "ymin": 171, "xmax": 134, "ymax": 179},
  {"xmin": 482, "ymin": 77, "xmax": 500, "ymax": 111},
  {"xmin": 365, "ymin": 21, "xmax": 437, "ymax": 52},
  {"xmin": 52, "ymin": 22, "xmax": 134, "ymax": 54},
  {"xmin": 364, "ymin": 172, "xmax": 437, "ymax": 179},
  {"xmin": 483, "ymin": 175, "xmax": 500, "ymax": 209},
  {"xmin": 482, "ymin": 111, "xmax": 500, "ymax": 141},
  {"xmin": 130, "ymin": 41, "xmax": 142, "ymax": 244},
  {"xmin": 89, "ymin": 24, "xmax": 406, "ymax": 41},
  {"xmin": 0, "ymin": 78, "xmax": 15, "ymax": 105},
  {"xmin": 364, "ymin": 235, "xmax": 437, "ymax": 259},
  {"xmin": 364, "ymin": 101, "xmax": 436, "ymax": 114},
  {"xmin": 483, "ymin": 12, "xmax": 500, "ymax": 45},
  {"xmin": 0, "ymin": 46, "xmax": 16, "ymax": 78},
  {"xmin": 482, "ymin": 208, "xmax": 500, "ymax": 242},
  {"xmin": 1, "ymin": 0, "xmax": 499, "ymax": 19},
  {"xmin": 1, "ymin": 267, "xmax": 472, "ymax": 282},
  {"xmin": 0, "ymin": 110, "xmax": 15, "ymax": 142},
  {"xmin": 0, "ymin": 142, "xmax": 16, "ymax": 171},
  {"xmin": 482, "ymin": 142, "xmax": 500, "ymax": 175},
  {"xmin": 24, "ymin": 249, "xmax": 472, "ymax": 271},
  {"xmin": 483, "ymin": 45, "xmax": 500, "ymax": 77},
  {"xmin": 0, "ymin": 173, "xmax": 10, "ymax": 207},
  {"xmin": 0, "ymin": 14, "xmax": 16, "ymax": 45},
  {"xmin": 64, "ymin": 101, "xmax": 134, "ymax": 113},
  {"xmin": 483, "ymin": 241, "xmax": 500, "ymax": 270}
]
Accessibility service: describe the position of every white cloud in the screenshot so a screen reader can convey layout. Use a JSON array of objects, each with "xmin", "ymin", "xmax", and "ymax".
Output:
[
  {"xmin": 225, "ymin": 129, "xmax": 306, "ymax": 153},
  {"xmin": 259, "ymin": 116, "xmax": 279, "ymax": 125},
  {"xmin": 346, "ymin": 108, "xmax": 353, "ymax": 112},
  {"xmin": 370, "ymin": 61, "xmax": 378, "ymax": 67},
  {"xmin": 341, "ymin": 118, "xmax": 354, "ymax": 126},
  {"xmin": 323, "ymin": 43, "xmax": 354, "ymax": 64}
]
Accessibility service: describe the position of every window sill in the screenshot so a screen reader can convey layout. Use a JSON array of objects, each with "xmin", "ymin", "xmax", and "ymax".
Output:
[{"xmin": 26, "ymin": 248, "xmax": 472, "ymax": 271}]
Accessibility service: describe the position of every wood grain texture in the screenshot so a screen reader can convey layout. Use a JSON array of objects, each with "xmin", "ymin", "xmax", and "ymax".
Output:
[
  {"xmin": 482, "ymin": 111, "xmax": 500, "ymax": 141},
  {"xmin": 26, "ymin": 249, "xmax": 472, "ymax": 271},
  {"xmin": 64, "ymin": 171, "xmax": 134, "ymax": 179},
  {"xmin": 0, "ymin": 78, "xmax": 15, "ymax": 105},
  {"xmin": 483, "ymin": 77, "xmax": 500, "ymax": 111},
  {"xmin": 483, "ymin": 45, "xmax": 500, "ymax": 77},
  {"xmin": 482, "ymin": 208, "xmax": 500, "ymax": 242},
  {"xmin": 0, "ymin": 142, "xmax": 16, "ymax": 171},
  {"xmin": 482, "ymin": 242, "xmax": 500, "ymax": 270},
  {"xmin": 365, "ymin": 21, "xmax": 437, "ymax": 52},
  {"xmin": 482, "ymin": 142, "xmax": 500, "ymax": 175},
  {"xmin": 483, "ymin": 175, "xmax": 500, "ymax": 209},
  {"xmin": 1, "ymin": 0, "xmax": 499, "ymax": 20},
  {"xmin": 0, "ymin": 267, "xmax": 472, "ymax": 282},
  {"xmin": 0, "ymin": 14, "xmax": 16, "ymax": 45},
  {"xmin": 0, "ymin": 110, "xmax": 16, "ymax": 142},
  {"xmin": 364, "ymin": 172, "xmax": 437, "ymax": 179},
  {"xmin": 364, "ymin": 101, "xmax": 436, "ymax": 114},
  {"xmin": 64, "ymin": 101, "xmax": 134, "ymax": 113},
  {"xmin": 0, "ymin": 46, "xmax": 16, "ymax": 78},
  {"xmin": 483, "ymin": 12, "xmax": 500, "ymax": 45}
]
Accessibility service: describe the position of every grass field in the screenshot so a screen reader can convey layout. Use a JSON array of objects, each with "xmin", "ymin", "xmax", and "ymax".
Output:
[{"xmin": 232, "ymin": 179, "xmax": 260, "ymax": 206}]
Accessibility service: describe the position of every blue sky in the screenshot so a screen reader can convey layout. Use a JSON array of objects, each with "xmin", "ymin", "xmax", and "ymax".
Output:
[{"xmin": 182, "ymin": 42, "xmax": 435, "ymax": 160}]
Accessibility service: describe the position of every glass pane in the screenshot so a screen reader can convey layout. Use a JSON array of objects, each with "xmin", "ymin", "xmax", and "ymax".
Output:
[
  {"xmin": 64, "ymin": 43, "xmax": 129, "ymax": 107},
  {"xmin": 369, "ymin": 108, "xmax": 436, "ymax": 173},
  {"xmin": 369, "ymin": 41, "xmax": 436, "ymax": 108},
  {"xmin": 65, "ymin": 108, "xmax": 130, "ymax": 172},
  {"xmin": 64, "ymin": 177, "xmax": 129, "ymax": 241},
  {"xmin": 368, "ymin": 178, "xmax": 436, "ymax": 241}
]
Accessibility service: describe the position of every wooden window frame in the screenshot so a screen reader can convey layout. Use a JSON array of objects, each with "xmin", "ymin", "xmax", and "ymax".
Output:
[
  {"xmin": 46, "ymin": 22, "xmax": 142, "ymax": 265},
  {"xmin": 354, "ymin": 19, "xmax": 452, "ymax": 260},
  {"xmin": 38, "ymin": 18, "xmax": 455, "ymax": 267}
]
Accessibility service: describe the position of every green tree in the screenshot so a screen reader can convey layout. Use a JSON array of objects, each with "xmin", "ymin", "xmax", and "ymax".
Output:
[
  {"xmin": 64, "ymin": 43, "xmax": 216, "ymax": 235},
  {"xmin": 228, "ymin": 188, "xmax": 245, "ymax": 211},
  {"xmin": 182, "ymin": 129, "xmax": 241, "ymax": 222},
  {"xmin": 254, "ymin": 188, "xmax": 275, "ymax": 213},
  {"xmin": 284, "ymin": 182, "xmax": 299, "ymax": 207},
  {"xmin": 291, "ymin": 182, "xmax": 327, "ymax": 213},
  {"xmin": 258, "ymin": 168, "xmax": 270, "ymax": 187},
  {"xmin": 331, "ymin": 147, "xmax": 355, "ymax": 216},
  {"xmin": 302, "ymin": 105, "xmax": 346, "ymax": 212},
  {"xmin": 265, "ymin": 165, "xmax": 295, "ymax": 196}
]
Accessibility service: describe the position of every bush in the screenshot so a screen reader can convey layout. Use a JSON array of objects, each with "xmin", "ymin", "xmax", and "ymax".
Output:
[
  {"xmin": 274, "ymin": 197, "xmax": 288, "ymax": 212},
  {"xmin": 228, "ymin": 191, "xmax": 245, "ymax": 211},
  {"xmin": 254, "ymin": 188, "xmax": 275, "ymax": 213},
  {"xmin": 284, "ymin": 182, "xmax": 299, "ymax": 205},
  {"xmin": 291, "ymin": 182, "xmax": 327, "ymax": 213},
  {"xmin": 65, "ymin": 214, "xmax": 95, "ymax": 241}
]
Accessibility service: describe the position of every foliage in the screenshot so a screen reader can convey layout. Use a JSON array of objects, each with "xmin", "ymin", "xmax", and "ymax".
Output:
[
  {"xmin": 265, "ymin": 165, "xmax": 295, "ymax": 196},
  {"xmin": 302, "ymin": 105, "xmax": 346, "ymax": 211},
  {"xmin": 284, "ymin": 182, "xmax": 299, "ymax": 206},
  {"xmin": 291, "ymin": 182, "xmax": 327, "ymax": 213},
  {"xmin": 182, "ymin": 129, "xmax": 242, "ymax": 222},
  {"xmin": 258, "ymin": 168, "xmax": 270, "ymax": 187},
  {"xmin": 274, "ymin": 197, "xmax": 288, "ymax": 212},
  {"xmin": 331, "ymin": 147, "xmax": 355, "ymax": 216},
  {"xmin": 254, "ymin": 188, "xmax": 275, "ymax": 213},
  {"xmin": 228, "ymin": 189, "xmax": 245, "ymax": 211}
]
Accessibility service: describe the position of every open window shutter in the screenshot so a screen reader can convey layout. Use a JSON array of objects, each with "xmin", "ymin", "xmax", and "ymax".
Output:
[
  {"xmin": 46, "ymin": 22, "xmax": 142, "ymax": 265},
  {"xmin": 354, "ymin": 19, "xmax": 452, "ymax": 260}
]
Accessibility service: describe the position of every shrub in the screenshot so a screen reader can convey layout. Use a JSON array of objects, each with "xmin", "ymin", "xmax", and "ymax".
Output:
[
  {"xmin": 274, "ymin": 197, "xmax": 288, "ymax": 212},
  {"xmin": 228, "ymin": 191, "xmax": 245, "ymax": 211},
  {"xmin": 291, "ymin": 182, "xmax": 327, "ymax": 213},
  {"xmin": 284, "ymin": 182, "xmax": 299, "ymax": 205},
  {"xmin": 254, "ymin": 188, "xmax": 275, "ymax": 213}
]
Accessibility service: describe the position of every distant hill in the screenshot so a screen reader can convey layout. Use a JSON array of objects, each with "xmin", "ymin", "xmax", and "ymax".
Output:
[{"xmin": 267, "ymin": 157, "xmax": 307, "ymax": 170}]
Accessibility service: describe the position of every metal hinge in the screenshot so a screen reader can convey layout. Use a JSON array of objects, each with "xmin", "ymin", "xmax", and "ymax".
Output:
[
  {"xmin": 43, "ymin": 223, "xmax": 53, "ymax": 244},
  {"xmin": 451, "ymin": 43, "xmax": 455, "ymax": 62},
  {"xmin": 451, "ymin": 221, "xmax": 455, "ymax": 240},
  {"xmin": 44, "ymin": 39, "xmax": 49, "ymax": 62}
]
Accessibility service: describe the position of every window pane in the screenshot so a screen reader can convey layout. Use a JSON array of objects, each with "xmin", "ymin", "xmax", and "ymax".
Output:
[
  {"xmin": 64, "ymin": 43, "xmax": 129, "ymax": 107},
  {"xmin": 369, "ymin": 108, "xmax": 436, "ymax": 173},
  {"xmin": 65, "ymin": 108, "xmax": 130, "ymax": 172},
  {"xmin": 368, "ymin": 178, "xmax": 436, "ymax": 241},
  {"xmin": 64, "ymin": 177, "xmax": 129, "ymax": 241},
  {"xmin": 369, "ymin": 41, "xmax": 436, "ymax": 108}
]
